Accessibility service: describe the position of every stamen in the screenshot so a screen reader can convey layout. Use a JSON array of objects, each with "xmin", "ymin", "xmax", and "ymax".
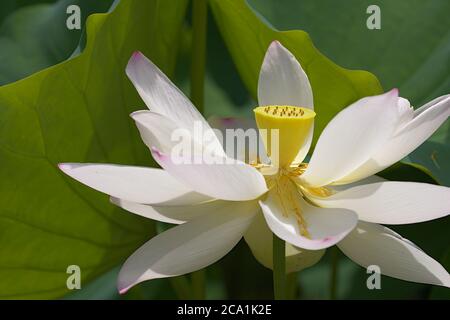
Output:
[
  {"xmin": 273, "ymin": 175, "xmax": 311, "ymax": 239},
  {"xmin": 303, "ymin": 186, "xmax": 334, "ymax": 198}
]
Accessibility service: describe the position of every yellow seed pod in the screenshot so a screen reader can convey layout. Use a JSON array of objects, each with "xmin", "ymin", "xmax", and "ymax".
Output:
[{"xmin": 254, "ymin": 105, "xmax": 315, "ymax": 168}]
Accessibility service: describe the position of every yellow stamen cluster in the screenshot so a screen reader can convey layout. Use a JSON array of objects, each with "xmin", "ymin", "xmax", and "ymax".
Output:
[
  {"xmin": 303, "ymin": 186, "xmax": 334, "ymax": 198},
  {"xmin": 261, "ymin": 164, "xmax": 334, "ymax": 238},
  {"xmin": 273, "ymin": 175, "xmax": 311, "ymax": 238},
  {"xmin": 261, "ymin": 105, "xmax": 305, "ymax": 118}
]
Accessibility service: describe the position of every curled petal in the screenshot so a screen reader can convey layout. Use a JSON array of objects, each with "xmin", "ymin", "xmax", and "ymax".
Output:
[
  {"xmin": 301, "ymin": 89, "xmax": 400, "ymax": 187},
  {"xmin": 336, "ymin": 95, "xmax": 450, "ymax": 184}
]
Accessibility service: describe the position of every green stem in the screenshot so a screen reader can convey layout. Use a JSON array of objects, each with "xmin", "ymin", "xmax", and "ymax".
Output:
[
  {"xmin": 329, "ymin": 246, "xmax": 339, "ymax": 300},
  {"xmin": 273, "ymin": 234, "xmax": 286, "ymax": 299},
  {"xmin": 190, "ymin": 0, "xmax": 207, "ymax": 114},
  {"xmin": 191, "ymin": 270, "xmax": 206, "ymax": 299}
]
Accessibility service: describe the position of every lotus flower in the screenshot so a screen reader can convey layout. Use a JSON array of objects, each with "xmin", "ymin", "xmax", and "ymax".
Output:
[{"xmin": 59, "ymin": 42, "xmax": 450, "ymax": 294}]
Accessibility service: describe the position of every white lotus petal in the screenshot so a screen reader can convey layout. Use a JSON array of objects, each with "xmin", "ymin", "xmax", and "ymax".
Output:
[
  {"xmin": 260, "ymin": 188, "xmax": 357, "ymax": 250},
  {"xmin": 300, "ymin": 89, "xmax": 400, "ymax": 187},
  {"xmin": 258, "ymin": 41, "xmax": 314, "ymax": 163},
  {"xmin": 338, "ymin": 221, "xmax": 450, "ymax": 287},
  {"xmin": 117, "ymin": 201, "xmax": 257, "ymax": 293},
  {"xmin": 336, "ymin": 95, "xmax": 450, "ymax": 184},
  {"xmin": 150, "ymin": 146, "xmax": 267, "ymax": 201},
  {"xmin": 111, "ymin": 198, "xmax": 230, "ymax": 225},
  {"xmin": 58, "ymin": 164, "xmax": 209, "ymax": 204},
  {"xmin": 126, "ymin": 52, "xmax": 224, "ymax": 155},
  {"xmin": 258, "ymin": 41, "xmax": 313, "ymax": 108},
  {"xmin": 244, "ymin": 212, "xmax": 325, "ymax": 273},
  {"xmin": 311, "ymin": 181, "xmax": 450, "ymax": 224},
  {"xmin": 130, "ymin": 110, "xmax": 187, "ymax": 154}
]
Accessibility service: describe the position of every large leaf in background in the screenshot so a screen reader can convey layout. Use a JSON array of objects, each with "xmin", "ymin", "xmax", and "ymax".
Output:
[
  {"xmin": 0, "ymin": 0, "xmax": 114, "ymax": 85},
  {"xmin": 248, "ymin": 0, "xmax": 450, "ymax": 186},
  {"xmin": 0, "ymin": 0, "xmax": 188, "ymax": 299},
  {"xmin": 209, "ymin": 0, "xmax": 383, "ymax": 144}
]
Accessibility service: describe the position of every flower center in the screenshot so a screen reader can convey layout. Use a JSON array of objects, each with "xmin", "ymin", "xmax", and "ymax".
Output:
[
  {"xmin": 263, "ymin": 165, "xmax": 333, "ymax": 239},
  {"xmin": 254, "ymin": 105, "xmax": 315, "ymax": 168},
  {"xmin": 267, "ymin": 173, "xmax": 311, "ymax": 238}
]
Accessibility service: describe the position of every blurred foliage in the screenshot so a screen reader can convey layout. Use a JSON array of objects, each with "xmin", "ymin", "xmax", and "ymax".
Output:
[
  {"xmin": 0, "ymin": 0, "xmax": 54, "ymax": 24},
  {"xmin": 0, "ymin": 0, "xmax": 448, "ymax": 300},
  {"xmin": 0, "ymin": 0, "xmax": 113, "ymax": 85}
]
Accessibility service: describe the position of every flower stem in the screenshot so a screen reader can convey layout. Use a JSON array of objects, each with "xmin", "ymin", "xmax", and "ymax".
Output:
[
  {"xmin": 273, "ymin": 233, "xmax": 286, "ymax": 299},
  {"xmin": 190, "ymin": 0, "xmax": 207, "ymax": 114},
  {"xmin": 329, "ymin": 246, "xmax": 339, "ymax": 300}
]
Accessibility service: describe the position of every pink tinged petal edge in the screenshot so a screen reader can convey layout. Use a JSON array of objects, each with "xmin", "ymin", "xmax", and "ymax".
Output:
[
  {"xmin": 132, "ymin": 50, "xmax": 142, "ymax": 59},
  {"xmin": 150, "ymin": 146, "xmax": 164, "ymax": 159}
]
